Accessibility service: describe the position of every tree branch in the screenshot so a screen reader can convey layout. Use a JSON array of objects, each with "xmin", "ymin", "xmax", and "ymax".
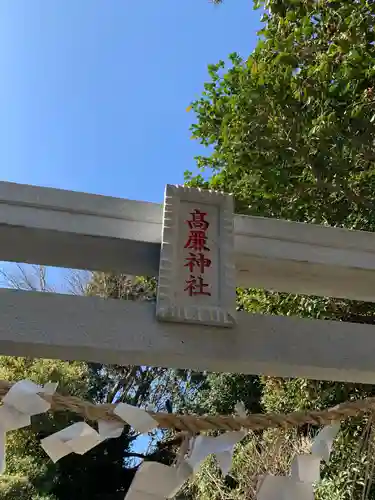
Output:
[{"xmin": 123, "ymin": 452, "xmax": 146, "ymax": 459}]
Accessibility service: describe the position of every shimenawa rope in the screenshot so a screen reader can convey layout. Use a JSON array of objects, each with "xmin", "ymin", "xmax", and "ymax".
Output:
[{"xmin": 1, "ymin": 380, "xmax": 374, "ymax": 434}]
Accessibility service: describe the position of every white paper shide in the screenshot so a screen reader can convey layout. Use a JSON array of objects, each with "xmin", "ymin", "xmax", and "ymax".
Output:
[
  {"xmin": 0, "ymin": 379, "xmax": 58, "ymax": 473},
  {"xmin": 257, "ymin": 423, "xmax": 341, "ymax": 500}
]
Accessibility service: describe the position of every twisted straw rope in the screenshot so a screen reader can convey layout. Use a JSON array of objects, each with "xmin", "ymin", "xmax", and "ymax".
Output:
[{"xmin": 1, "ymin": 380, "xmax": 374, "ymax": 434}]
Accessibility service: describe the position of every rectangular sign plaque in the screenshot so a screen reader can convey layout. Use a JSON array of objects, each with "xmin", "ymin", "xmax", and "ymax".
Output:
[{"xmin": 156, "ymin": 185, "xmax": 236, "ymax": 327}]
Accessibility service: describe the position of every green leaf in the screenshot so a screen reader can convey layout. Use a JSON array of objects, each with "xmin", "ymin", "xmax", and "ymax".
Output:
[{"xmin": 275, "ymin": 52, "xmax": 299, "ymax": 67}]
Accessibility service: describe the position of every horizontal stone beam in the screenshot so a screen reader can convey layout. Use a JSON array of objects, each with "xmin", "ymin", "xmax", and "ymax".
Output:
[
  {"xmin": 0, "ymin": 181, "xmax": 161, "ymax": 277},
  {"xmin": 1, "ymin": 288, "xmax": 375, "ymax": 384},
  {"xmin": 2, "ymin": 181, "xmax": 375, "ymax": 301}
]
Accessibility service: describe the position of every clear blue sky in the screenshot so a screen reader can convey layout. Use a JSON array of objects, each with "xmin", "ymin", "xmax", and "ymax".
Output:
[
  {"xmin": 0, "ymin": 0, "xmax": 261, "ymax": 204},
  {"xmin": 0, "ymin": 1, "xmax": 262, "ymax": 453}
]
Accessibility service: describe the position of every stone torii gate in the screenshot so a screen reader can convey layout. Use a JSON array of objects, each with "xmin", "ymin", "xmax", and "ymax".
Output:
[{"xmin": 2, "ymin": 180, "xmax": 375, "ymax": 384}]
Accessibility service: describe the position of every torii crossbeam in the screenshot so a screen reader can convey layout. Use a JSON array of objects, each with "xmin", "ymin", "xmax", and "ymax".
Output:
[{"xmin": 1, "ymin": 180, "xmax": 375, "ymax": 383}]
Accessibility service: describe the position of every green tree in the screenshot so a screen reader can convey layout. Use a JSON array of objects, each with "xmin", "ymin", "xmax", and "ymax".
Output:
[
  {"xmin": 188, "ymin": 0, "xmax": 375, "ymax": 228},
  {"xmin": 186, "ymin": 0, "xmax": 375, "ymax": 498}
]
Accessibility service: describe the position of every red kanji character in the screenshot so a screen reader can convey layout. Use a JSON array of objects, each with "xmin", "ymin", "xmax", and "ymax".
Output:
[
  {"xmin": 185, "ymin": 209, "xmax": 209, "ymax": 231},
  {"xmin": 184, "ymin": 275, "xmax": 211, "ymax": 296},
  {"xmin": 184, "ymin": 252, "xmax": 212, "ymax": 273},
  {"xmin": 184, "ymin": 231, "xmax": 210, "ymax": 252}
]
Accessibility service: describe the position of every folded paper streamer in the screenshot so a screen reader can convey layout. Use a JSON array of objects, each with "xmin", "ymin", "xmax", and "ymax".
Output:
[
  {"xmin": 0, "ymin": 382, "xmax": 159, "ymax": 466},
  {"xmin": 41, "ymin": 422, "xmax": 102, "ymax": 462},
  {"xmin": 98, "ymin": 419, "xmax": 124, "ymax": 440},
  {"xmin": 187, "ymin": 430, "xmax": 246, "ymax": 475},
  {"xmin": 125, "ymin": 461, "xmax": 192, "ymax": 500},
  {"xmin": 234, "ymin": 402, "xmax": 247, "ymax": 418},
  {"xmin": 258, "ymin": 475, "xmax": 314, "ymax": 500},
  {"xmin": 216, "ymin": 450, "xmax": 234, "ymax": 477},
  {"xmin": 311, "ymin": 423, "xmax": 340, "ymax": 463},
  {"xmin": 41, "ymin": 415, "xmax": 126, "ymax": 462},
  {"xmin": 214, "ymin": 401, "xmax": 248, "ymax": 476},
  {"xmin": 257, "ymin": 423, "xmax": 340, "ymax": 500},
  {"xmin": 0, "ymin": 380, "xmax": 58, "ymax": 432},
  {"xmin": 43, "ymin": 382, "xmax": 59, "ymax": 396},
  {"xmin": 114, "ymin": 403, "xmax": 158, "ymax": 434},
  {"xmin": 124, "ymin": 403, "xmax": 249, "ymax": 500},
  {"xmin": 291, "ymin": 454, "xmax": 320, "ymax": 484},
  {"xmin": 2, "ymin": 380, "xmax": 56, "ymax": 418},
  {"xmin": 0, "ymin": 379, "xmax": 58, "ymax": 474},
  {"xmin": 42, "ymin": 401, "xmax": 158, "ymax": 463},
  {"xmin": 0, "ymin": 404, "xmax": 31, "ymax": 432},
  {"xmin": 125, "ymin": 492, "xmax": 161, "ymax": 500}
]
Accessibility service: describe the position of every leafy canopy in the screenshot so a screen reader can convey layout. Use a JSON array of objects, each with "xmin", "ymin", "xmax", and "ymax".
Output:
[
  {"xmin": 187, "ymin": 0, "xmax": 375, "ymax": 229},
  {"xmin": 185, "ymin": 1, "xmax": 375, "ymax": 498}
]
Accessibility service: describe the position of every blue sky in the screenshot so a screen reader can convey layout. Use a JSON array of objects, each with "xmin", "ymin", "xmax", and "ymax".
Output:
[
  {"xmin": 0, "ymin": 0, "xmax": 262, "ymax": 457},
  {"xmin": 0, "ymin": 0, "xmax": 261, "ymax": 204}
]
